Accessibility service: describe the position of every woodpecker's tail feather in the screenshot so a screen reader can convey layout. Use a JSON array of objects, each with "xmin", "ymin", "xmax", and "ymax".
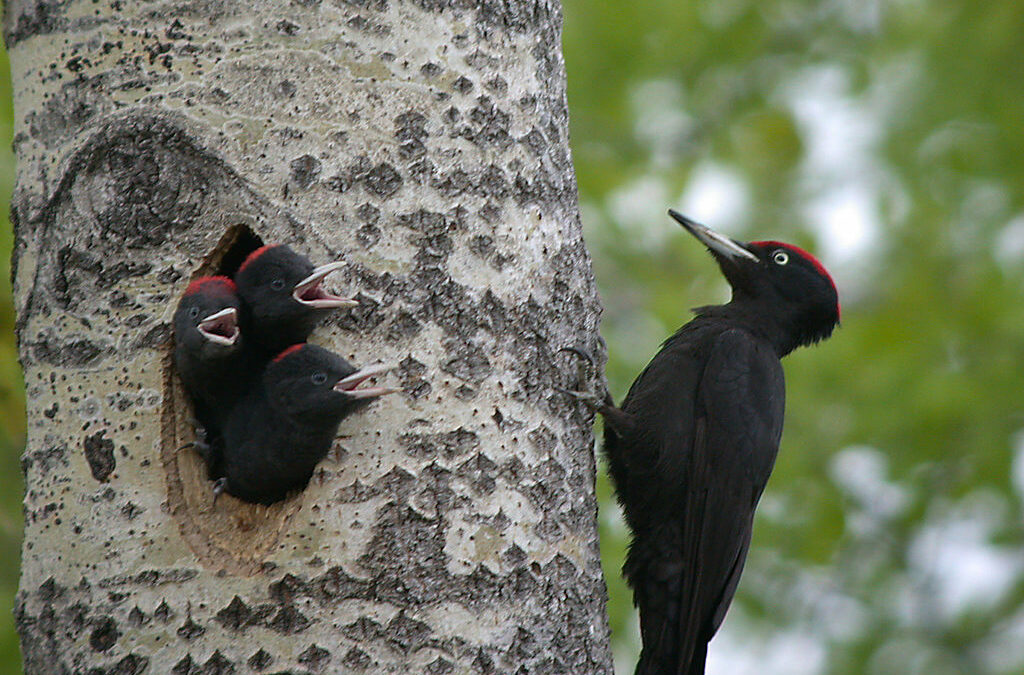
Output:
[
  {"xmin": 628, "ymin": 490, "xmax": 711, "ymax": 675},
  {"xmin": 688, "ymin": 644, "xmax": 708, "ymax": 675},
  {"xmin": 634, "ymin": 634, "xmax": 707, "ymax": 675}
]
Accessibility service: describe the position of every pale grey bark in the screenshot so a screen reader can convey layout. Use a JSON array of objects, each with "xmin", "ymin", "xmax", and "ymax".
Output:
[{"xmin": 6, "ymin": 0, "xmax": 612, "ymax": 672}]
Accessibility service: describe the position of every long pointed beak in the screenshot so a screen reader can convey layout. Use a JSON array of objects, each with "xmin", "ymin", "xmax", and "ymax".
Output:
[
  {"xmin": 293, "ymin": 262, "xmax": 359, "ymax": 309},
  {"xmin": 668, "ymin": 210, "xmax": 759, "ymax": 262},
  {"xmin": 197, "ymin": 307, "xmax": 240, "ymax": 346},
  {"xmin": 334, "ymin": 364, "xmax": 400, "ymax": 399}
]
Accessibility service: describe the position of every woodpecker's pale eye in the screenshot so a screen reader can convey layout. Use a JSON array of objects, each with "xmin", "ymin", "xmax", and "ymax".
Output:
[
  {"xmin": 772, "ymin": 250, "xmax": 789, "ymax": 265},
  {"xmin": 311, "ymin": 372, "xmax": 328, "ymax": 385},
  {"xmin": 188, "ymin": 307, "xmax": 200, "ymax": 319},
  {"xmin": 270, "ymin": 279, "xmax": 286, "ymax": 291}
]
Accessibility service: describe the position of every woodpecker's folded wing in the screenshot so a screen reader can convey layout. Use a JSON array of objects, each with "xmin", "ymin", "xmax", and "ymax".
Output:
[{"xmin": 677, "ymin": 328, "xmax": 785, "ymax": 664}]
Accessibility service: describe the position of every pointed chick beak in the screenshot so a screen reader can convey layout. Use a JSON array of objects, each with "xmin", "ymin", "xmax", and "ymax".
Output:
[
  {"xmin": 293, "ymin": 262, "xmax": 359, "ymax": 309},
  {"xmin": 668, "ymin": 210, "xmax": 759, "ymax": 263},
  {"xmin": 333, "ymin": 364, "xmax": 400, "ymax": 399},
  {"xmin": 197, "ymin": 307, "xmax": 240, "ymax": 346}
]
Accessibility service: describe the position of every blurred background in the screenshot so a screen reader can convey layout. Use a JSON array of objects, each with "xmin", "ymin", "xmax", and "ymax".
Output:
[
  {"xmin": 1, "ymin": 1, "xmax": 1023, "ymax": 673},
  {"xmin": 562, "ymin": 1, "xmax": 1024, "ymax": 673}
]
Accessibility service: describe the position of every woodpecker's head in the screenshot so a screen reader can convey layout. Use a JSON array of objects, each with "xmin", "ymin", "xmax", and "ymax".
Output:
[
  {"xmin": 173, "ymin": 276, "xmax": 242, "ymax": 359},
  {"xmin": 669, "ymin": 210, "xmax": 840, "ymax": 354},
  {"xmin": 235, "ymin": 245, "xmax": 357, "ymax": 347},
  {"xmin": 264, "ymin": 343, "xmax": 396, "ymax": 425}
]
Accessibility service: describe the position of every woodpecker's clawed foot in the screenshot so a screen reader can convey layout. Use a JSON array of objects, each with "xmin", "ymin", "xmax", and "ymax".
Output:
[
  {"xmin": 557, "ymin": 346, "xmax": 596, "ymax": 368},
  {"xmin": 555, "ymin": 346, "xmax": 610, "ymax": 405},
  {"xmin": 557, "ymin": 346, "xmax": 597, "ymax": 385},
  {"xmin": 175, "ymin": 437, "xmax": 211, "ymax": 459},
  {"xmin": 177, "ymin": 425, "xmax": 213, "ymax": 459},
  {"xmin": 175, "ymin": 440, "xmax": 197, "ymax": 454},
  {"xmin": 211, "ymin": 478, "xmax": 227, "ymax": 504},
  {"xmin": 558, "ymin": 386, "xmax": 634, "ymax": 437},
  {"xmin": 555, "ymin": 386, "xmax": 611, "ymax": 413}
]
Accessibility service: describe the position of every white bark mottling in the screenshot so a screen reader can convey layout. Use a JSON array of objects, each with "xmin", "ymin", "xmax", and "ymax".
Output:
[{"xmin": 7, "ymin": 0, "xmax": 612, "ymax": 672}]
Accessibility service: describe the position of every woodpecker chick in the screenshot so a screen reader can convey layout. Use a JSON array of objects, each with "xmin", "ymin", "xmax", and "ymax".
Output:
[
  {"xmin": 582, "ymin": 210, "xmax": 839, "ymax": 675},
  {"xmin": 234, "ymin": 244, "xmax": 358, "ymax": 356},
  {"xmin": 173, "ymin": 276, "xmax": 248, "ymax": 476},
  {"xmin": 218, "ymin": 343, "xmax": 396, "ymax": 505}
]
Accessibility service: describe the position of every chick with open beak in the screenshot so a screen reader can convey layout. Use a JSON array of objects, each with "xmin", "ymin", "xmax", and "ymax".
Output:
[{"xmin": 234, "ymin": 244, "xmax": 359, "ymax": 356}]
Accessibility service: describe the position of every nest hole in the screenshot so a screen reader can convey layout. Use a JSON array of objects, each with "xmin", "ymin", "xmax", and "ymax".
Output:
[
  {"xmin": 160, "ymin": 223, "xmax": 304, "ymax": 576},
  {"xmin": 210, "ymin": 224, "xmax": 264, "ymax": 278},
  {"xmin": 195, "ymin": 222, "xmax": 265, "ymax": 279}
]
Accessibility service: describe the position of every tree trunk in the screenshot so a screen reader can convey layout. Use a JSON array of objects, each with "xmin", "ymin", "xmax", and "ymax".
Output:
[{"xmin": 5, "ymin": 1, "xmax": 612, "ymax": 672}]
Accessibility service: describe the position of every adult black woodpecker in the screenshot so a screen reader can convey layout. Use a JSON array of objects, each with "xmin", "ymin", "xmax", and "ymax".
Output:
[
  {"xmin": 587, "ymin": 210, "xmax": 839, "ymax": 675},
  {"xmin": 216, "ymin": 343, "xmax": 395, "ymax": 505},
  {"xmin": 173, "ymin": 276, "xmax": 246, "ymax": 477},
  {"xmin": 234, "ymin": 244, "xmax": 358, "ymax": 357}
]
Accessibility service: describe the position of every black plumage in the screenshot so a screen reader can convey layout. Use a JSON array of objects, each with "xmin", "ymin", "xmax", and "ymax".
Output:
[
  {"xmin": 593, "ymin": 211, "xmax": 839, "ymax": 675},
  {"xmin": 217, "ymin": 343, "xmax": 394, "ymax": 505},
  {"xmin": 234, "ymin": 244, "xmax": 357, "ymax": 357},
  {"xmin": 172, "ymin": 276, "xmax": 247, "ymax": 477}
]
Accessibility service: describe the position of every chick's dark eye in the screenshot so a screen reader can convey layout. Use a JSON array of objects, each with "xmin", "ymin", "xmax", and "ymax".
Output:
[
  {"xmin": 772, "ymin": 250, "xmax": 789, "ymax": 265},
  {"xmin": 311, "ymin": 372, "xmax": 328, "ymax": 385},
  {"xmin": 270, "ymin": 279, "xmax": 286, "ymax": 291},
  {"xmin": 188, "ymin": 307, "xmax": 200, "ymax": 319}
]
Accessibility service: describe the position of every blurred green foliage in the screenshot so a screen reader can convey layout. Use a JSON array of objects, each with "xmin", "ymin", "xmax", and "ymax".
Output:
[
  {"xmin": 0, "ymin": 39, "xmax": 24, "ymax": 673},
  {"xmin": 563, "ymin": 0, "xmax": 1024, "ymax": 673},
  {"xmin": 2, "ymin": 1, "xmax": 1024, "ymax": 673}
]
